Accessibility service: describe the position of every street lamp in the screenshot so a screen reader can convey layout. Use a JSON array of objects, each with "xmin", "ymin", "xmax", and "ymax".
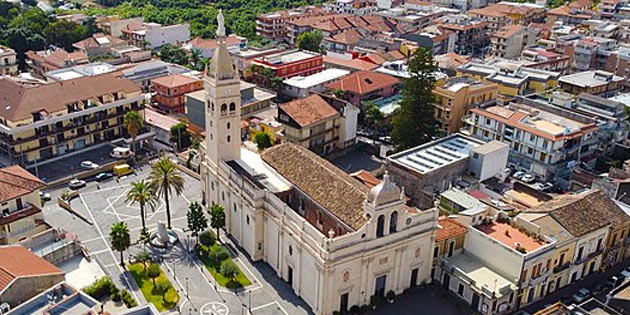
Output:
[
  {"xmin": 186, "ymin": 277, "xmax": 189, "ymax": 298},
  {"xmin": 248, "ymin": 290, "xmax": 251, "ymax": 313}
]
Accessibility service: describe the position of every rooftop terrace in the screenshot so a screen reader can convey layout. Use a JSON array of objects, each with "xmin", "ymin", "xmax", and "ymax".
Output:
[{"xmin": 476, "ymin": 221, "xmax": 547, "ymax": 253}]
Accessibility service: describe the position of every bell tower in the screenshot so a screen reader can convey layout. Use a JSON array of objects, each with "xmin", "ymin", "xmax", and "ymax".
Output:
[{"xmin": 204, "ymin": 10, "xmax": 241, "ymax": 165}]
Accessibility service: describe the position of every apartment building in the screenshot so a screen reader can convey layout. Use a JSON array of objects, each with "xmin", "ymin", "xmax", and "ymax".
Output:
[
  {"xmin": 251, "ymin": 49, "xmax": 324, "ymax": 80},
  {"xmin": 122, "ymin": 22, "xmax": 190, "ymax": 49},
  {"xmin": 326, "ymin": 70, "xmax": 400, "ymax": 107},
  {"xmin": 0, "ymin": 75, "xmax": 144, "ymax": 165},
  {"xmin": 467, "ymin": 2, "xmax": 546, "ymax": 32},
  {"xmin": 256, "ymin": 6, "xmax": 326, "ymax": 42},
  {"xmin": 283, "ymin": 68, "xmax": 350, "ymax": 98},
  {"xmin": 491, "ymin": 25, "xmax": 538, "ymax": 59},
  {"xmin": 0, "ymin": 165, "xmax": 47, "ymax": 245},
  {"xmin": 432, "ymin": 217, "xmax": 468, "ymax": 283},
  {"xmin": 559, "ymin": 70, "xmax": 624, "ymax": 97},
  {"xmin": 520, "ymin": 48, "xmax": 571, "ymax": 74},
  {"xmin": 25, "ymin": 49, "xmax": 89, "ymax": 77},
  {"xmin": 464, "ymin": 103, "xmax": 598, "ymax": 183},
  {"xmin": 72, "ymin": 33, "xmax": 126, "ymax": 57},
  {"xmin": 433, "ymin": 76, "xmax": 499, "ymax": 135},
  {"xmin": 457, "ymin": 61, "xmax": 560, "ymax": 98},
  {"xmin": 0, "ymin": 46, "xmax": 18, "ymax": 75},
  {"xmin": 407, "ymin": 25, "xmax": 457, "ymax": 56},
  {"xmin": 434, "ymin": 15, "xmax": 490, "ymax": 57},
  {"xmin": 97, "ymin": 16, "xmax": 145, "ymax": 37},
  {"xmin": 278, "ymin": 94, "xmax": 359, "ymax": 155},
  {"xmin": 325, "ymin": 0, "xmax": 378, "ymax": 16},
  {"xmin": 546, "ymin": 4, "xmax": 597, "ymax": 25},
  {"xmin": 151, "ymin": 74, "xmax": 203, "ymax": 114}
]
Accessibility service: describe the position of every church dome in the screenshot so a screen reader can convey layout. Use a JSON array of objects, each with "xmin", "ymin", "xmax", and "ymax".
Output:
[{"xmin": 367, "ymin": 172, "xmax": 401, "ymax": 206}]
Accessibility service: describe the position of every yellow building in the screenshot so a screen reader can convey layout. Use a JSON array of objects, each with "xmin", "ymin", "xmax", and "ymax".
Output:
[
  {"xmin": 433, "ymin": 77, "xmax": 499, "ymax": 134},
  {"xmin": 0, "ymin": 165, "xmax": 47, "ymax": 245},
  {"xmin": 0, "ymin": 74, "xmax": 144, "ymax": 165}
]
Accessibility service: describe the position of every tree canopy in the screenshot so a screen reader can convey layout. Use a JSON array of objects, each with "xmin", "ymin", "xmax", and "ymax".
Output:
[
  {"xmin": 253, "ymin": 132, "xmax": 273, "ymax": 151},
  {"xmin": 296, "ymin": 30, "xmax": 323, "ymax": 53}
]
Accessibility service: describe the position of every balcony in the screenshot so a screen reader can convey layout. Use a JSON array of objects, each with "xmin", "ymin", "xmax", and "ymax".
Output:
[
  {"xmin": 0, "ymin": 204, "xmax": 41, "ymax": 226},
  {"xmin": 553, "ymin": 263, "xmax": 570, "ymax": 273}
]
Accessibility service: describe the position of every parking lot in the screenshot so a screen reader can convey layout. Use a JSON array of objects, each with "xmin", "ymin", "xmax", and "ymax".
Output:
[{"xmin": 28, "ymin": 144, "xmax": 119, "ymax": 183}]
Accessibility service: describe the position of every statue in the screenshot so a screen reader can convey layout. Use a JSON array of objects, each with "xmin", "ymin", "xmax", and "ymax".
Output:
[{"xmin": 217, "ymin": 10, "xmax": 225, "ymax": 38}]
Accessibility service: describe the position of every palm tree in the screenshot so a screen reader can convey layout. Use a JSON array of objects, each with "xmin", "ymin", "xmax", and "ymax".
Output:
[
  {"xmin": 110, "ymin": 222, "xmax": 131, "ymax": 267},
  {"xmin": 124, "ymin": 110, "xmax": 143, "ymax": 160},
  {"xmin": 270, "ymin": 76, "xmax": 284, "ymax": 94},
  {"xmin": 126, "ymin": 180, "xmax": 157, "ymax": 230},
  {"xmin": 209, "ymin": 204, "xmax": 225, "ymax": 242},
  {"xmin": 149, "ymin": 157, "xmax": 184, "ymax": 229}
]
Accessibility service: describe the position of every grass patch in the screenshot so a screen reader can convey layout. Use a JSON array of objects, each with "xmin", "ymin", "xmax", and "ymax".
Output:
[
  {"xmin": 128, "ymin": 263, "xmax": 179, "ymax": 311},
  {"xmin": 198, "ymin": 243, "xmax": 252, "ymax": 289}
]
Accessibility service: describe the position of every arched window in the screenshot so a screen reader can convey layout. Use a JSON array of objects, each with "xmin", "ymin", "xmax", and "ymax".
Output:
[
  {"xmin": 220, "ymin": 104, "xmax": 227, "ymax": 113},
  {"xmin": 288, "ymin": 245, "xmax": 293, "ymax": 256},
  {"xmin": 376, "ymin": 215, "xmax": 385, "ymax": 238},
  {"xmin": 389, "ymin": 211, "xmax": 398, "ymax": 234},
  {"xmin": 226, "ymin": 122, "xmax": 230, "ymax": 129},
  {"xmin": 227, "ymin": 135, "xmax": 231, "ymax": 142},
  {"xmin": 211, "ymin": 102, "xmax": 215, "ymax": 111},
  {"xmin": 229, "ymin": 102, "xmax": 236, "ymax": 111}
]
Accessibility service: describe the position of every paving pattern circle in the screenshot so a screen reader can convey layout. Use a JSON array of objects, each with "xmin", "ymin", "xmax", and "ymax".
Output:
[{"xmin": 200, "ymin": 302, "xmax": 229, "ymax": 315}]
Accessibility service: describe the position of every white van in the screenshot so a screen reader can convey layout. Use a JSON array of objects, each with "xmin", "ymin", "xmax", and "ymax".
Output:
[{"xmin": 110, "ymin": 147, "xmax": 133, "ymax": 159}]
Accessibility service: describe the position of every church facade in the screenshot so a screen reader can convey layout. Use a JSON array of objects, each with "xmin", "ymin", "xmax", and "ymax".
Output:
[{"xmin": 200, "ymin": 11, "xmax": 438, "ymax": 315}]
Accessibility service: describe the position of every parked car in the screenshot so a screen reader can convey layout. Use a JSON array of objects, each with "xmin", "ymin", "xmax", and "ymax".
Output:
[
  {"xmin": 513, "ymin": 171, "xmax": 525, "ymax": 180},
  {"xmin": 80, "ymin": 161, "xmax": 99, "ymax": 169},
  {"xmin": 572, "ymin": 288, "xmax": 591, "ymax": 303},
  {"xmin": 110, "ymin": 147, "xmax": 133, "ymax": 159},
  {"xmin": 608, "ymin": 276, "xmax": 621, "ymax": 289},
  {"xmin": 39, "ymin": 191, "xmax": 51, "ymax": 201},
  {"xmin": 621, "ymin": 267, "xmax": 630, "ymax": 278},
  {"xmin": 522, "ymin": 174, "xmax": 535, "ymax": 183},
  {"xmin": 541, "ymin": 182, "xmax": 554, "ymax": 192},
  {"xmin": 113, "ymin": 164, "xmax": 133, "ymax": 176},
  {"xmin": 95, "ymin": 172, "xmax": 113, "ymax": 182},
  {"xmin": 532, "ymin": 183, "xmax": 545, "ymax": 191},
  {"xmin": 68, "ymin": 179, "xmax": 86, "ymax": 190}
]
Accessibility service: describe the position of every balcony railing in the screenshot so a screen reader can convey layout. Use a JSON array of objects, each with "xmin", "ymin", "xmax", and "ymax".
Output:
[{"xmin": 553, "ymin": 263, "xmax": 570, "ymax": 273}]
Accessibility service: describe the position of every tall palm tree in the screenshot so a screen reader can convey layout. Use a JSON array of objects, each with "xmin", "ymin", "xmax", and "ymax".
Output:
[
  {"xmin": 124, "ymin": 110, "xmax": 143, "ymax": 160},
  {"xmin": 149, "ymin": 157, "xmax": 184, "ymax": 229},
  {"xmin": 110, "ymin": 222, "xmax": 131, "ymax": 267},
  {"xmin": 126, "ymin": 180, "xmax": 157, "ymax": 230}
]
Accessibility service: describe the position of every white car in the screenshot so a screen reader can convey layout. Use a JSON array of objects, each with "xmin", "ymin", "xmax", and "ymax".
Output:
[
  {"xmin": 513, "ymin": 171, "xmax": 525, "ymax": 180},
  {"xmin": 621, "ymin": 267, "xmax": 630, "ymax": 278},
  {"xmin": 572, "ymin": 288, "xmax": 591, "ymax": 303},
  {"xmin": 522, "ymin": 174, "xmax": 535, "ymax": 183},
  {"xmin": 531, "ymin": 183, "xmax": 545, "ymax": 191},
  {"xmin": 68, "ymin": 179, "xmax": 86, "ymax": 190},
  {"xmin": 39, "ymin": 191, "xmax": 51, "ymax": 201},
  {"xmin": 80, "ymin": 161, "xmax": 99, "ymax": 169}
]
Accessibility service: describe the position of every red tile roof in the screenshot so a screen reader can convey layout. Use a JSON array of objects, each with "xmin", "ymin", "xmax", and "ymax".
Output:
[
  {"xmin": 326, "ymin": 70, "xmax": 400, "ymax": 95},
  {"xmin": 324, "ymin": 56, "xmax": 379, "ymax": 71},
  {"xmin": 151, "ymin": 74, "xmax": 201, "ymax": 88},
  {"xmin": 436, "ymin": 218, "xmax": 468, "ymax": 242},
  {"xmin": 0, "ymin": 246, "xmax": 64, "ymax": 293},
  {"xmin": 351, "ymin": 170, "xmax": 380, "ymax": 189},
  {"xmin": 279, "ymin": 94, "xmax": 339, "ymax": 127},
  {"xmin": 0, "ymin": 165, "xmax": 45, "ymax": 202},
  {"xmin": 476, "ymin": 222, "xmax": 546, "ymax": 252},
  {"xmin": 188, "ymin": 35, "xmax": 243, "ymax": 50}
]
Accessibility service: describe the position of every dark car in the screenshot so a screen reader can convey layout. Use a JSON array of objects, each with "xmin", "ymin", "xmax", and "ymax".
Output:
[{"xmin": 95, "ymin": 172, "xmax": 114, "ymax": 182}]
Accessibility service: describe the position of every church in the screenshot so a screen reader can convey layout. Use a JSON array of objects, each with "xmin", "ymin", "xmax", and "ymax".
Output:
[{"xmin": 200, "ymin": 11, "xmax": 438, "ymax": 314}]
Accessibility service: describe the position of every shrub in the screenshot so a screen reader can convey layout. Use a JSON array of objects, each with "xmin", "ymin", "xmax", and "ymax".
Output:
[
  {"xmin": 220, "ymin": 260, "xmax": 239, "ymax": 283},
  {"xmin": 208, "ymin": 245, "xmax": 230, "ymax": 266},
  {"xmin": 83, "ymin": 276, "xmax": 115, "ymax": 299},
  {"xmin": 349, "ymin": 305, "xmax": 360, "ymax": 313},
  {"xmin": 386, "ymin": 290, "xmax": 395, "ymax": 300},
  {"xmin": 369, "ymin": 295, "xmax": 381, "ymax": 307},
  {"xmin": 120, "ymin": 289, "xmax": 137, "ymax": 308},
  {"xmin": 146, "ymin": 264, "xmax": 161, "ymax": 285},
  {"xmin": 199, "ymin": 230, "xmax": 216, "ymax": 247}
]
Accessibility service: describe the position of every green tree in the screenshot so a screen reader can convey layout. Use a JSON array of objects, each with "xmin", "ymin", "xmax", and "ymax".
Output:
[
  {"xmin": 208, "ymin": 245, "xmax": 229, "ymax": 265},
  {"xmin": 110, "ymin": 222, "xmax": 131, "ymax": 267},
  {"xmin": 170, "ymin": 122, "xmax": 191, "ymax": 151},
  {"xmin": 138, "ymin": 227, "xmax": 151, "ymax": 248},
  {"xmin": 159, "ymin": 43, "xmax": 189, "ymax": 65},
  {"xmin": 270, "ymin": 76, "xmax": 284, "ymax": 93},
  {"xmin": 296, "ymin": 30, "xmax": 323, "ymax": 53},
  {"xmin": 155, "ymin": 279, "xmax": 172, "ymax": 302},
  {"xmin": 363, "ymin": 101, "xmax": 384, "ymax": 127},
  {"xmin": 219, "ymin": 260, "xmax": 238, "ymax": 284},
  {"xmin": 199, "ymin": 230, "xmax": 216, "ymax": 247},
  {"xmin": 187, "ymin": 201, "xmax": 208, "ymax": 240},
  {"xmin": 124, "ymin": 110, "xmax": 143, "ymax": 159},
  {"xmin": 2, "ymin": 28, "xmax": 45, "ymax": 68},
  {"xmin": 83, "ymin": 16, "xmax": 101, "ymax": 36},
  {"xmin": 253, "ymin": 132, "xmax": 273, "ymax": 151},
  {"xmin": 146, "ymin": 263, "xmax": 161, "ymax": 286},
  {"xmin": 149, "ymin": 157, "xmax": 185, "ymax": 229},
  {"xmin": 332, "ymin": 89, "xmax": 344, "ymax": 98},
  {"xmin": 44, "ymin": 19, "xmax": 87, "ymax": 51},
  {"xmin": 391, "ymin": 47, "xmax": 441, "ymax": 151},
  {"xmin": 209, "ymin": 204, "xmax": 225, "ymax": 242},
  {"xmin": 135, "ymin": 251, "xmax": 151, "ymax": 272},
  {"xmin": 126, "ymin": 180, "xmax": 157, "ymax": 230}
]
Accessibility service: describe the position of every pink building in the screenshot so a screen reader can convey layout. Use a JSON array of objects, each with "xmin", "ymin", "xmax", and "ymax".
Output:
[{"xmin": 326, "ymin": 70, "xmax": 400, "ymax": 108}]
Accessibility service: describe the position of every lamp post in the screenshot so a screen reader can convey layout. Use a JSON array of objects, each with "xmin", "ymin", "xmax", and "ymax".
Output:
[
  {"xmin": 186, "ymin": 277, "xmax": 189, "ymax": 299},
  {"xmin": 248, "ymin": 290, "xmax": 251, "ymax": 313}
]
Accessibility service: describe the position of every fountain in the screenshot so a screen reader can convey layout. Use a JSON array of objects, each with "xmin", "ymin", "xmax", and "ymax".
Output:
[{"xmin": 149, "ymin": 222, "xmax": 179, "ymax": 248}]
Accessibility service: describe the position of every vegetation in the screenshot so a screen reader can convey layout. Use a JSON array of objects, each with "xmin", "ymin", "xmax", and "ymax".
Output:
[
  {"xmin": 170, "ymin": 122, "xmax": 192, "ymax": 151},
  {"xmin": 82, "ymin": 276, "xmax": 116, "ymax": 299},
  {"xmin": 149, "ymin": 157, "xmax": 185, "ymax": 229},
  {"xmin": 124, "ymin": 110, "xmax": 144, "ymax": 159},
  {"xmin": 199, "ymin": 230, "xmax": 217, "ymax": 247},
  {"xmin": 363, "ymin": 101, "xmax": 384, "ymax": 127},
  {"xmin": 138, "ymin": 227, "xmax": 152, "ymax": 247},
  {"xmin": 187, "ymin": 201, "xmax": 208, "ymax": 240},
  {"xmin": 296, "ymin": 30, "xmax": 323, "ymax": 53},
  {"xmin": 159, "ymin": 43, "xmax": 189, "ymax": 65},
  {"xmin": 253, "ymin": 132, "xmax": 273, "ymax": 151},
  {"xmin": 391, "ymin": 47, "xmax": 442, "ymax": 151},
  {"xmin": 219, "ymin": 260, "xmax": 239, "ymax": 283},
  {"xmin": 134, "ymin": 251, "xmax": 151, "ymax": 272},
  {"xmin": 209, "ymin": 203, "xmax": 225, "ymax": 241},
  {"xmin": 129, "ymin": 263, "xmax": 179, "ymax": 311},
  {"xmin": 110, "ymin": 222, "xmax": 131, "ymax": 267},
  {"xmin": 198, "ymin": 243, "xmax": 251, "ymax": 289},
  {"xmin": 126, "ymin": 180, "xmax": 157, "ymax": 230},
  {"xmin": 146, "ymin": 263, "xmax": 161, "ymax": 285}
]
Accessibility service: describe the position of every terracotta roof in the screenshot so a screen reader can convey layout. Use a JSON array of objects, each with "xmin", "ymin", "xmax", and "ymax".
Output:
[
  {"xmin": 477, "ymin": 222, "xmax": 547, "ymax": 252},
  {"xmin": 492, "ymin": 24, "xmax": 526, "ymax": 39},
  {"xmin": 25, "ymin": 49, "xmax": 89, "ymax": 69},
  {"xmin": 0, "ymin": 165, "xmax": 45, "ymax": 202},
  {"xmin": 261, "ymin": 143, "xmax": 368, "ymax": 230},
  {"xmin": 324, "ymin": 56, "xmax": 379, "ymax": 71},
  {"xmin": 437, "ymin": 218, "xmax": 468, "ymax": 242},
  {"xmin": 351, "ymin": 170, "xmax": 380, "ymax": 189},
  {"xmin": 73, "ymin": 33, "xmax": 124, "ymax": 50},
  {"xmin": 526, "ymin": 190, "xmax": 628, "ymax": 237},
  {"xmin": 326, "ymin": 70, "xmax": 399, "ymax": 95},
  {"xmin": 436, "ymin": 52, "xmax": 471, "ymax": 68},
  {"xmin": 0, "ymin": 74, "xmax": 140, "ymax": 122},
  {"xmin": 188, "ymin": 35, "xmax": 243, "ymax": 50},
  {"xmin": 327, "ymin": 29, "xmax": 362, "ymax": 45},
  {"xmin": 144, "ymin": 108, "xmax": 181, "ymax": 131},
  {"xmin": 0, "ymin": 246, "xmax": 64, "ymax": 294},
  {"xmin": 279, "ymin": 94, "xmax": 339, "ymax": 127},
  {"xmin": 151, "ymin": 74, "xmax": 200, "ymax": 88}
]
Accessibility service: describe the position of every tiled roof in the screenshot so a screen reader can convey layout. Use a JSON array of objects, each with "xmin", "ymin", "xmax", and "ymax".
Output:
[
  {"xmin": 279, "ymin": 94, "xmax": 339, "ymax": 127},
  {"xmin": 151, "ymin": 74, "xmax": 200, "ymax": 88},
  {"xmin": 351, "ymin": 170, "xmax": 380, "ymax": 189},
  {"xmin": 25, "ymin": 49, "xmax": 89, "ymax": 69},
  {"xmin": 492, "ymin": 24, "xmax": 525, "ymax": 39},
  {"xmin": 188, "ymin": 35, "xmax": 243, "ymax": 50},
  {"xmin": 526, "ymin": 190, "xmax": 629, "ymax": 237},
  {"xmin": 324, "ymin": 56, "xmax": 379, "ymax": 71},
  {"xmin": 73, "ymin": 33, "xmax": 124, "ymax": 50},
  {"xmin": 437, "ymin": 218, "xmax": 468, "ymax": 242},
  {"xmin": 0, "ymin": 74, "xmax": 140, "ymax": 122},
  {"xmin": 327, "ymin": 29, "xmax": 362, "ymax": 45},
  {"xmin": 261, "ymin": 143, "xmax": 368, "ymax": 230},
  {"xmin": 0, "ymin": 165, "xmax": 45, "ymax": 202},
  {"xmin": 0, "ymin": 246, "xmax": 64, "ymax": 293},
  {"xmin": 326, "ymin": 70, "xmax": 399, "ymax": 95}
]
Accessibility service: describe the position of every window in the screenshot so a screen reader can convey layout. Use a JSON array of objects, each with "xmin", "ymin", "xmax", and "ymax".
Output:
[
  {"xmin": 376, "ymin": 215, "xmax": 385, "ymax": 238},
  {"xmin": 433, "ymin": 246, "xmax": 439, "ymax": 258},
  {"xmin": 576, "ymin": 246, "xmax": 584, "ymax": 262},
  {"xmin": 389, "ymin": 211, "xmax": 398, "ymax": 233},
  {"xmin": 227, "ymin": 122, "xmax": 230, "ymax": 129},
  {"xmin": 457, "ymin": 284, "xmax": 464, "ymax": 295},
  {"xmin": 227, "ymin": 135, "xmax": 231, "ymax": 142},
  {"xmin": 447, "ymin": 240, "xmax": 455, "ymax": 257},
  {"xmin": 288, "ymin": 245, "xmax": 293, "ymax": 255},
  {"xmin": 530, "ymin": 134, "xmax": 536, "ymax": 141},
  {"xmin": 597, "ymin": 238, "xmax": 603, "ymax": 250},
  {"xmin": 221, "ymin": 104, "xmax": 227, "ymax": 112},
  {"xmin": 229, "ymin": 102, "xmax": 236, "ymax": 111},
  {"xmin": 222, "ymin": 192, "xmax": 225, "ymax": 201},
  {"xmin": 246, "ymin": 215, "xmax": 250, "ymax": 225}
]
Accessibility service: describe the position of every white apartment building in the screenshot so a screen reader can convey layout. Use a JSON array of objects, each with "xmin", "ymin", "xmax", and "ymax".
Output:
[
  {"xmin": 325, "ymin": 0, "xmax": 378, "ymax": 15},
  {"xmin": 0, "ymin": 46, "xmax": 18, "ymax": 75},
  {"xmin": 200, "ymin": 12, "xmax": 438, "ymax": 315},
  {"xmin": 123, "ymin": 22, "xmax": 190, "ymax": 49},
  {"xmin": 283, "ymin": 68, "xmax": 350, "ymax": 98}
]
